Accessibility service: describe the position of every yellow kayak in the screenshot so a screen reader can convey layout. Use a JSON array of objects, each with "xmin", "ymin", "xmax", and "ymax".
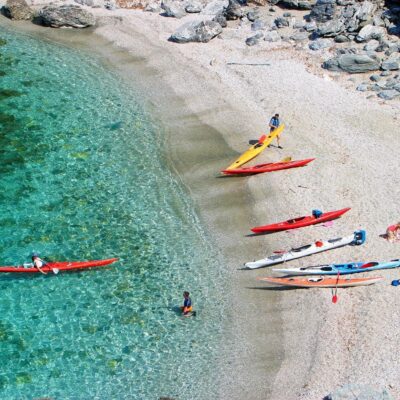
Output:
[{"xmin": 224, "ymin": 124, "xmax": 285, "ymax": 171}]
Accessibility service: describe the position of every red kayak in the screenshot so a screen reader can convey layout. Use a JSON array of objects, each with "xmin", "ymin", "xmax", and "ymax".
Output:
[
  {"xmin": 221, "ymin": 158, "xmax": 315, "ymax": 175},
  {"xmin": 251, "ymin": 208, "xmax": 351, "ymax": 233},
  {"xmin": 0, "ymin": 258, "xmax": 119, "ymax": 273}
]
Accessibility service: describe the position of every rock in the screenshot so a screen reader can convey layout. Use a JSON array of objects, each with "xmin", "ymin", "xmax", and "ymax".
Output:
[
  {"xmin": 394, "ymin": 83, "xmax": 400, "ymax": 91},
  {"xmin": 354, "ymin": 1, "xmax": 376, "ymax": 22},
  {"xmin": 356, "ymin": 83, "xmax": 370, "ymax": 91},
  {"xmin": 294, "ymin": 21, "xmax": 305, "ymax": 29},
  {"xmin": 304, "ymin": 20, "xmax": 317, "ymax": 31},
  {"xmin": 38, "ymin": 5, "xmax": 95, "ymax": 28},
  {"xmin": 363, "ymin": 40, "xmax": 380, "ymax": 52},
  {"xmin": 246, "ymin": 32, "xmax": 263, "ymax": 46},
  {"xmin": 334, "ymin": 35, "xmax": 350, "ymax": 43},
  {"xmin": 169, "ymin": 20, "xmax": 223, "ymax": 43},
  {"xmin": 317, "ymin": 19, "xmax": 345, "ymax": 37},
  {"xmin": 225, "ymin": 0, "xmax": 243, "ymax": 20},
  {"xmin": 311, "ymin": 0, "xmax": 336, "ymax": 23},
  {"xmin": 323, "ymin": 53, "xmax": 381, "ymax": 73},
  {"xmin": 2, "ymin": 0, "xmax": 34, "ymax": 20},
  {"xmin": 264, "ymin": 30, "xmax": 280, "ymax": 42},
  {"xmin": 378, "ymin": 89, "xmax": 400, "ymax": 100},
  {"xmin": 298, "ymin": 1, "xmax": 313, "ymax": 9},
  {"xmin": 380, "ymin": 70, "xmax": 391, "ymax": 76},
  {"xmin": 290, "ymin": 30, "xmax": 309, "ymax": 41},
  {"xmin": 309, "ymin": 38, "xmax": 332, "ymax": 50},
  {"xmin": 144, "ymin": 2, "xmax": 162, "ymax": 11},
  {"xmin": 161, "ymin": 0, "xmax": 186, "ymax": 18},
  {"xmin": 370, "ymin": 74, "xmax": 381, "ymax": 81},
  {"xmin": 381, "ymin": 59, "xmax": 400, "ymax": 71},
  {"xmin": 385, "ymin": 43, "xmax": 400, "ymax": 56},
  {"xmin": 213, "ymin": 12, "xmax": 227, "ymax": 27},
  {"xmin": 247, "ymin": 9, "xmax": 260, "ymax": 22},
  {"xmin": 185, "ymin": 1, "xmax": 202, "ymax": 13},
  {"xmin": 201, "ymin": 0, "xmax": 228, "ymax": 15},
  {"xmin": 283, "ymin": 12, "xmax": 291, "ymax": 17},
  {"xmin": 356, "ymin": 25, "xmax": 386, "ymax": 42},
  {"xmin": 326, "ymin": 384, "xmax": 394, "ymax": 400},
  {"xmin": 274, "ymin": 16, "xmax": 289, "ymax": 28},
  {"xmin": 251, "ymin": 19, "xmax": 267, "ymax": 31}
]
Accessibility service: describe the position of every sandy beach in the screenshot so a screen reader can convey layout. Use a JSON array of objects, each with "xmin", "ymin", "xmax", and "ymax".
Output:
[{"xmin": 2, "ymin": 5, "xmax": 400, "ymax": 398}]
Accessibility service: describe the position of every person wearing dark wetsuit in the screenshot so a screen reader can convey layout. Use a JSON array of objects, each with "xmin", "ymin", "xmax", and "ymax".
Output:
[
  {"xmin": 269, "ymin": 113, "xmax": 282, "ymax": 148},
  {"xmin": 180, "ymin": 291, "xmax": 193, "ymax": 316}
]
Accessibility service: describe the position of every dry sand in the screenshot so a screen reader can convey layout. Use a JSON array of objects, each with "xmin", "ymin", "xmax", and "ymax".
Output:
[{"xmin": 3, "ymin": 6, "xmax": 400, "ymax": 399}]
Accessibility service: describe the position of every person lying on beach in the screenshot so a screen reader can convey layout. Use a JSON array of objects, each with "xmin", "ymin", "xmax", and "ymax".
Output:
[
  {"xmin": 32, "ymin": 253, "xmax": 47, "ymax": 275},
  {"xmin": 269, "ymin": 113, "xmax": 282, "ymax": 149},
  {"xmin": 180, "ymin": 291, "xmax": 193, "ymax": 316},
  {"xmin": 386, "ymin": 223, "xmax": 400, "ymax": 243}
]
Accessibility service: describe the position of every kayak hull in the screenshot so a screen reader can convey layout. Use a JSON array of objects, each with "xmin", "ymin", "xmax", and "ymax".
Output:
[
  {"xmin": 245, "ymin": 230, "xmax": 366, "ymax": 269},
  {"xmin": 273, "ymin": 260, "xmax": 400, "ymax": 276},
  {"xmin": 258, "ymin": 276, "xmax": 383, "ymax": 288},
  {"xmin": 225, "ymin": 124, "xmax": 285, "ymax": 170},
  {"xmin": 222, "ymin": 158, "xmax": 315, "ymax": 175},
  {"xmin": 251, "ymin": 207, "xmax": 351, "ymax": 234},
  {"xmin": 0, "ymin": 258, "xmax": 119, "ymax": 273}
]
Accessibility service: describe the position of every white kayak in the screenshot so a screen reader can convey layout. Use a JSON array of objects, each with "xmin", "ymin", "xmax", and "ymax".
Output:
[{"xmin": 244, "ymin": 230, "xmax": 366, "ymax": 269}]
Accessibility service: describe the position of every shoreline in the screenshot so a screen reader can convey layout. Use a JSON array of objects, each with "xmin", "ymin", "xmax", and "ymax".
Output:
[{"xmin": 2, "ymin": 8, "xmax": 400, "ymax": 399}]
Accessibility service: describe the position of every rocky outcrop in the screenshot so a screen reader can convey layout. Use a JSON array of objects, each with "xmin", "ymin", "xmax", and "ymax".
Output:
[
  {"xmin": 37, "ymin": 5, "xmax": 95, "ymax": 28},
  {"xmin": 169, "ymin": 20, "xmax": 222, "ymax": 43},
  {"xmin": 323, "ymin": 53, "xmax": 381, "ymax": 73},
  {"xmin": 2, "ymin": 0, "xmax": 34, "ymax": 20}
]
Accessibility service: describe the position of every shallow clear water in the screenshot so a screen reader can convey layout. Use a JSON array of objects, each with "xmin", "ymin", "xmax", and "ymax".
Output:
[{"xmin": 0, "ymin": 27, "xmax": 226, "ymax": 399}]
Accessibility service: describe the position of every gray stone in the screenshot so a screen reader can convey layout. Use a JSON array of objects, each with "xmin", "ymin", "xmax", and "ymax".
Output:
[
  {"xmin": 311, "ymin": 0, "xmax": 336, "ymax": 22},
  {"xmin": 381, "ymin": 70, "xmax": 391, "ymax": 76},
  {"xmin": 169, "ymin": 20, "xmax": 223, "ymax": 43},
  {"xmin": 247, "ymin": 9, "xmax": 260, "ymax": 22},
  {"xmin": 251, "ymin": 19, "xmax": 267, "ymax": 31},
  {"xmin": 356, "ymin": 25, "xmax": 386, "ymax": 42},
  {"xmin": 309, "ymin": 38, "xmax": 332, "ymax": 50},
  {"xmin": 323, "ymin": 53, "xmax": 381, "ymax": 73},
  {"xmin": 370, "ymin": 74, "xmax": 381, "ymax": 81},
  {"xmin": 363, "ymin": 39, "xmax": 380, "ymax": 52},
  {"xmin": 185, "ymin": 2, "xmax": 202, "ymax": 13},
  {"xmin": 326, "ymin": 384, "xmax": 394, "ymax": 400},
  {"xmin": 290, "ymin": 31, "xmax": 309, "ymax": 41},
  {"xmin": 213, "ymin": 12, "xmax": 227, "ymax": 28},
  {"xmin": 294, "ymin": 21, "xmax": 305, "ymax": 29},
  {"xmin": 394, "ymin": 83, "xmax": 400, "ymax": 92},
  {"xmin": 317, "ymin": 19, "xmax": 345, "ymax": 37},
  {"xmin": 38, "ymin": 5, "xmax": 95, "ymax": 28},
  {"xmin": 354, "ymin": 1, "xmax": 376, "ymax": 22},
  {"xmin": 144, "ymin": 2, "xmax": 162, "ymax": 11},
  {"xmin": 283, "ymin": 12, "xmax": 291, "ymax": 17},
  {"xmin": 225, "ymin": 0, "xmax": 243, "ymax": 20},
  {"xmin": 334, "ymin": 34, "xmax": 350, "ymax": 43},
  {"xmin": 274, "ymin": 16, "xmax": 289, "ymax": 28},
  {"xmin": 264, "ymin": 30, "xmax": 281, "ymax": 42},
  {"xmin": 200, "ymin": 0, "xmax": 228, "ymax": 16},
  {"xmin": 381, "ymin": 60, "xmax": 400, "ymax": 71},
  {"xmin": 356, "ymin": 83, "xmax": 370, "ymax": 91},
  {"xmin": 298, "ymin": 1, "xmax": 313, "ymax": 10},
  {"xmin": 378, "ymin": 89, "xmax": 400, "ymax": 100},
  {"xmin": 246, "ymin": 32, "xmax": 263, "ymax": 46},
  {"xmin": 161, "ymin": 0, "xmax": 186, "ymax": 18},
  {"xmin": 2, "ymin": 0, "xmax": 34, "ymax": 20},
  {"xmin": 304, "ymin": 20, "xmax": 317, "ymax": 31}
]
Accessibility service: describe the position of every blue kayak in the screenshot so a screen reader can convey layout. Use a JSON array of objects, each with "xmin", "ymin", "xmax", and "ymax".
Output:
[{"xmin": 273, "ymin": 259, "xmax": 400, "ymax": 276}]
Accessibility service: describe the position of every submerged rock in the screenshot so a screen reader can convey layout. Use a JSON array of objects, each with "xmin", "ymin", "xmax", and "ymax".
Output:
[
  {"xmin": 323, "ymin": 53, "xmax": 381, "ymax": 73},
  {"xmin": 38, "ymin": 5, "xmax": 95, "ymax": 28},
  {"xmin": 169, "ymin": 20, "xmax": 222, "ymax": 43},
  {"xmin": 2, "ymin": 0, "xmax": 34, "ymax": 20}
]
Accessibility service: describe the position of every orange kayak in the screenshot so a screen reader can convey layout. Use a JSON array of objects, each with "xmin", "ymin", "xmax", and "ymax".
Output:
[{"xmin": 257, "ymin": 276, "xmax": 383, "ymax": 288}]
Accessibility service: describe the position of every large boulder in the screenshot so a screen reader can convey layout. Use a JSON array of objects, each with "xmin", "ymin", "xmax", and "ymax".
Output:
[
  {"xmin": 356, "ymin": 25, "xmax": 386, "ymax": 42},
  {"xmin": 323, "ymin": 53, "xmax": 381, "ymax": 73},
  {"xmin": 38, "ymin": 5, "xmax": 95, "ymax": 28},
  {"xmin": 169, "ymin": 20, "xmax": 222, "ymax": 43},
  {"xmin": 310, "ymin": 0, "xmax": 337, "ymax": 22},
  {"xmin": 2, "ymin": 0, "xmax": 34, "ymax": 20}
]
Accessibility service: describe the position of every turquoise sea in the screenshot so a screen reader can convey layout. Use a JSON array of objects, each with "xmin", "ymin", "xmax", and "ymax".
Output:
[{"xmin": 0, "ymin": 26, "xmax": 227, "ymax": 399}]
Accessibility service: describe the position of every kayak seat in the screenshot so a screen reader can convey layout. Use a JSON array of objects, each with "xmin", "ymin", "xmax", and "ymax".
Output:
[
  {"xmin": 328, "ymin": 238, "xmax": 342, "ymax": 243},
  {"xmin": 292, "ymin": 244, "xmax": 312, "ymax": 252}
]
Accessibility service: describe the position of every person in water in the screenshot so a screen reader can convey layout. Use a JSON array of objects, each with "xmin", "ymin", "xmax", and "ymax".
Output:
[
  {"xmin": 269, "ymin": 113, "xmax": 282, "ymax": 148},
  {"xmin": 32, "ymin": 253, "xmax": 47, "ymax": 275},
  {"xmin": 180, "ymin": 291, "xmax": 193, "ymax": 316}
]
